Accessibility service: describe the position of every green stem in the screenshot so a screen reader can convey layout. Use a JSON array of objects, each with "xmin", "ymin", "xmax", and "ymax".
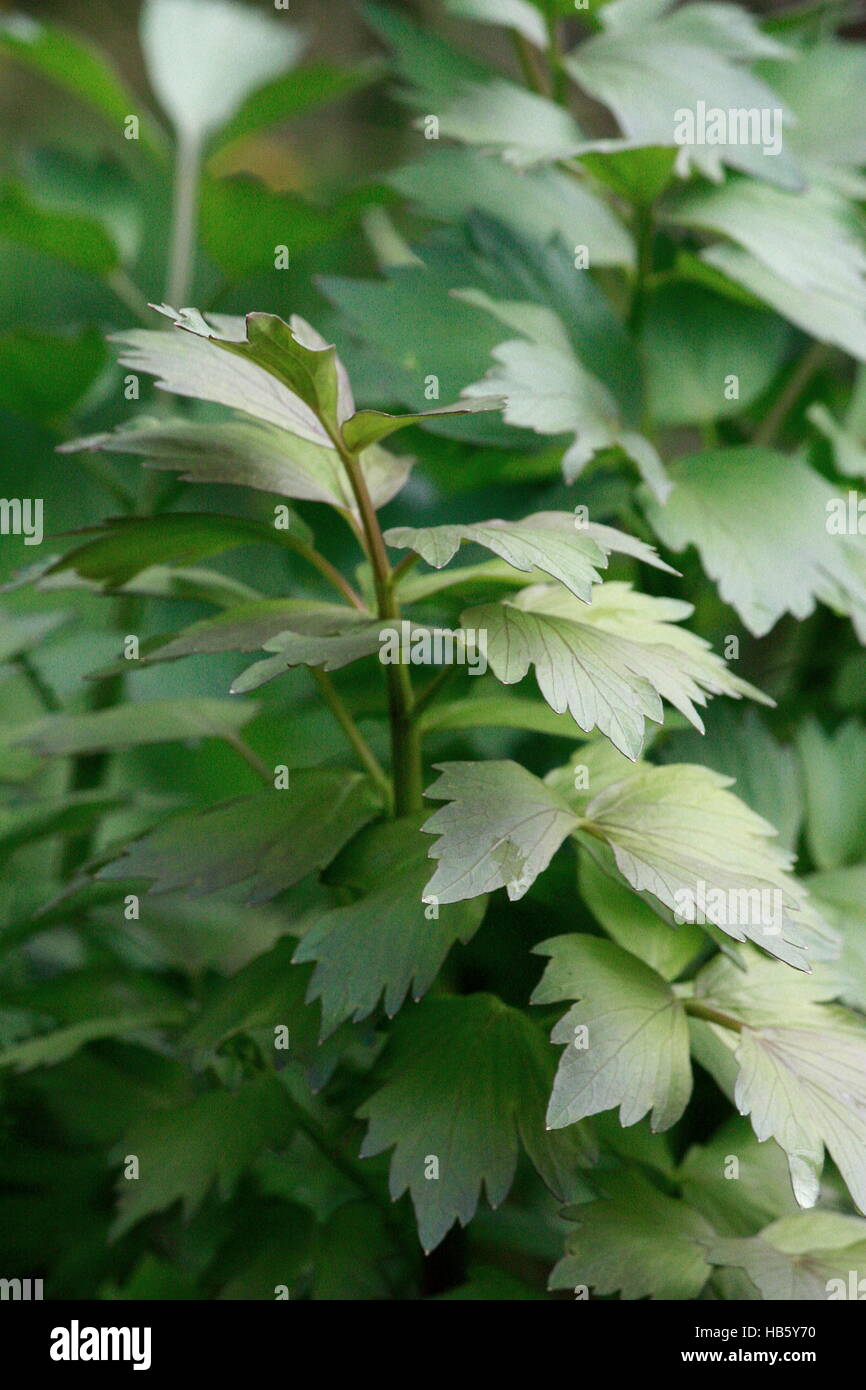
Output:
[
  {"xmin": 628, "ymin": 204, "xmax": 654, "ymax": 339},
  {"xmin": 329, "ymin": 430, "xmax": 423, "ymax": 816},
  {"xmin": 684, "ymin": 999, "xmax": 744, "ymax": 1033},
  {"xmin": 221, "ymin": 731, "xmax": 273, "ymax": 785},
  {"xmin": 166, "ymin": 131, "xmax": 201, "ymax": 307},
  {"xmin": 106, "ymin": 269, "xmax": 154, "ymax": 326},
  {"xmin": 413, "ymin": 664, "xmax": 456, "ymax": 720},
  {"xmin": 281, "ymin": 1093, "xmax": 417, "ymax": 1271},
  {"xmin": 290, "ymin": 537, "xmax": 367, "ymax": 612},
  {"xmin": 510, "ymin": 30, "xmax": 546, "ymax": 94},
  {"xmin": 309, "ymin": 668, "xmax": 392, "ymax": 809},
  {"xmin": 753, "ymin": 341, "xmax": 831, "ymax": 449},
  {"xmin": 545, "ymin": 17, "xmax": 568, "ymax": 105},
  {"xmin": 17, "ymin": 654, "xmax": 61, "ymax": 712}
]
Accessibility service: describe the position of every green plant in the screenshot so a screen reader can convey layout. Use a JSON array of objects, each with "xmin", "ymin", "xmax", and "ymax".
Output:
[{"xmin": 3, "ymin": 0, "xmax": 866, "ymax": 1303}]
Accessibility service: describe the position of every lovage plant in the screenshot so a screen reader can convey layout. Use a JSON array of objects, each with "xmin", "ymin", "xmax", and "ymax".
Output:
[{"xmin": 4, "ymin": 0, "xmax": 866, "ymax": 1304}]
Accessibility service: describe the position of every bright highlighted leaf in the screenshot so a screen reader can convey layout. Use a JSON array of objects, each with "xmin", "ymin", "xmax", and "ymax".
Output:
[
  {"xmin": 643, "ymin": 447, "xmax": 866, "ymax": 639},
  {"xmin": 98, "ymin": 770, "xmax": 380, "ymax": 904},
  {"xmin": 533, "ymin": 935, "xmax": 692, "ymax": 1131},
  {"xmin": 61, "ymin": 416, "xmax": 411, "ymax": 515},
  {"xmin": 463, "ymin": 581, "xmax": 767, "ymax": 760},
  {"xmin": 458, "ymin": 295, "xmax": 669, "ymax": 500},
  {"xmin": 707, "ymin": 1211, "xmax": 866, "ymax": 1300},
  {"xmin": 294, "ymin": 817, "xmax": 486, "ymax": 1035},
  {"xmin": 692, "ymin": 952, "xmax": 866, "ymax": 1212},
  {"xmin": 358, "ymin": 993, "xmax": 593, "ymax": 1252},
  {"xmin": 421, "ymin": 760, "xmax": 579, "ymax": 904},
  {"xmin": 582, "ymin": 762, "xmax": 827, "ymax": 967},
  {"xmin": 564, "ymin": 0, "xmax": 799, "ymax": 187},
  {"xmin": 140, "ymin": 0, "xmax": 305, "ymax": 142},
  {"xmin": 112, "ymin": 308, "xmax": 347, "ymax": 445}
]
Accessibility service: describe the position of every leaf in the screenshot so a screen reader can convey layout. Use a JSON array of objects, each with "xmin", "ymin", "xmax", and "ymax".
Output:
[
  {"xmin": 579, "ymin": 853, "xmax": 704, "ymax": 981},
  {"xmin": 0, "ymin": 329, "xmax": 107, "ymax": 424},
  {"xmin": 0, "ymin": 14, "xmax": 166, "ymax": 158},
  {"xmin": 140, "ymin": 600, "xmax": 362, "ymax": 666},
  {"xmin": 18, "ymin": 696, "xmax": 258, "ymax": 756},
  {"xmin": 0, "ymin": 179, "xmax": 119, "ymax": 275},
  {"xmin": 643, "ymin": 447, "xmax": 866, "ymax": 639},
  {"xmin": 341, "ymin": 396, "xmax": 504, "ymax": 453},
  {"xmin": 463, "ymin": 581, "xmax": 767, "ymax": 760},
  {"xmin": 111, "ymin": 309, "xmax": 343, "ymax": 445},
  {"xmin": 532, "ymin": 934, "xmax": 692, "ymax": 1131},
  {"xmin": 795, "ymin": 719, "xmax": 866, "ymax": 871},
  {"xmin": 42, "ymin": 512, "xmax": 313, "ymax": 588},
  {"xmin": 563, "ymin": 0, "xmax": 800, "ymax": 188},
  {"xmin": 199, "ymin": 177, "xmax": 384, "ymax": 283},
  {"xmin": 419, "ymin": 692, "xmax": 582, "ymax": 739},
  {"xmin": 809, "ymin": 392, "xmax": 866, "ymax": 481},
  {"xmin": 140, "ymin": 0, "xmax": 305, "ymax": 142},
  {"xmin": 209, "ymin": 60, "xmax": 383, "ymax": 158},
  {"xmin": 644, "ymin": 283, "xmax": 790, "ymax": 427},
  {"xmin": 692, "ymin": 952, "xmax": 866, "ymax": 1212},
  {"xmin": 392, "ymin": 516, "xmax": 675, "ymax": 603},
  {"xmin": 111, "ymin": 1076, "xmax": 295, "ymax": 1237},
  {"xmin": 0, "ymin": 609, "xmax": 67, "ymax": 664},
  {"xmin": 701, "ymin": 242, "xmax": 866, "ymax": 361},
  {"xmin": 230, "ymin": 614, "xmax": 385, "ymax": 692},
  {"xmin": 445, "ymin": 0, "xmax": 548, "ymax": 48},
  {"xmin": 390, "ymin": 148, "xmax": 633, "ymax": 268},
  {"xmin": 421, "ymin": 760, "xmax": 579, "ymax": 904},
  {"xmin": 706, "ymin": 1211, "xmax": 866, "ymax": 1301},
  {"xmin": 0, "ymin": 792, "xmax": 124, "ymax": 864},
  {"xmin": 666, "ymin": 178, "xmax": 866, "ymax": 312},
  {"xmin": 386, "ymin": 512, "xmax": 609, "ymax": 602},
  {"xmin": 549, "ymin": 1171, "xmax": 713, "ymax": 1300},
  {"xmin": 807, "ymin": 865, "xmax": 866, "ymax": 1015},
  {"xmin": 60, "ymin": 417, "xmax": 411, "ymax": 515},
  {"xmin": 357, "ymin": 993, "xmax": 593, "ymax": 1252},
  {"xmin": 761, "ymin": 38, "xmax": 866, "ymax": 192},
  {"xmin": 98, "ymin": 770, "xmax": 380, "ymax": 904},
  {"xmin": 679, "ymin": 1115, "xmax": 802, "ymax": 1236},
  {"xmin": 581, "ymin": 762, "xmax": 827, "ymax": 968},
  {"xmin": 428, "ymin": 77, "xmax": 587, "ymax": 170},
  {"xmin": 457, "ymin": 295, "xmax": 669, "ymax": 500},
  {"xmin": 660, "ymin": 706, "xmax": 803, "ymax": 853},
  {"xmin": 293, "ymin": 817, "xmax": 486, "ymax": 1035},
  {"xmin": 0, "ymin": 1008, "xmax": 186, "ymax": 1074}
]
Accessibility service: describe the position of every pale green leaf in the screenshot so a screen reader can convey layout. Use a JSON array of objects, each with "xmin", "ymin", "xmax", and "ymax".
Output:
[
  {"xmin": 532, "ymin": 934, "xmax": 692, "ymax": 1131},
  {"xmin": 707, "ymin": 1211, "xmax": 866, "ymax": 1300},
  {"xmin": 140, "ymin": 0, "xmax": 305, "ymax": 141},
  {"xmin": 421, "ymin": 759, "xmax": 579, "ymax": 904},
  {"xmin": 582, "ymin": 762, "xmax": 828, "ymax": 967},
  {"xmin": 463, "ymin": 581, "xmax": 768, "ymax": 759},
  {"xmin": 643, "ymin": 447, "xmax": 866, "ymax": 638}
]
